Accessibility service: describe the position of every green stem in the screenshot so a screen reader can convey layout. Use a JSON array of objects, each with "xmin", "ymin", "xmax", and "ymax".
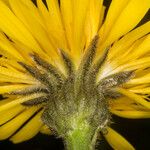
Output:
[{"xmin": 64, "ymin": 122, "xmax": 98, "ymax": 150}]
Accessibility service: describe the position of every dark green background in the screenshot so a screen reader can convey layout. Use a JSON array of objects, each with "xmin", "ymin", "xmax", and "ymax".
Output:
[{"xmin": 0, "ymin": 0, "xmax": 150, "ymax": 149}]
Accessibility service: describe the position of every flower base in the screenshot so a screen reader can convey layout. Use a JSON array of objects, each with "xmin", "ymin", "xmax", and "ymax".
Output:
[{"xmin": 64, "ymin": 122, "xmax": 96, "ymax": 150}]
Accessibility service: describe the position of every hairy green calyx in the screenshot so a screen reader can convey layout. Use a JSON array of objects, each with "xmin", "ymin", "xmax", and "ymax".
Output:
[{"xmin": 11, "ymin": 35, "xmax": 133, "ymax": 150}]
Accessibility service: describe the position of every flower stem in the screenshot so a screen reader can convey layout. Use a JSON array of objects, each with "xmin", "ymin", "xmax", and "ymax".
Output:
[{"xmin": 64, "ymin": 121, "xmax": 98, "ymax": 150}]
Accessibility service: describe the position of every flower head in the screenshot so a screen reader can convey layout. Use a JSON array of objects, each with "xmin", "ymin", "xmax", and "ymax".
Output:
[{"xmin": 0, "ymin": 0, "xmax": 149, "ymax": 149}]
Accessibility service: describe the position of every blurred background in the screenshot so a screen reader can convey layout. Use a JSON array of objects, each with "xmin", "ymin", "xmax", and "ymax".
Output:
[{"xmin": 0, "ymin": 0, "xmax": 150, "ymax": 149}]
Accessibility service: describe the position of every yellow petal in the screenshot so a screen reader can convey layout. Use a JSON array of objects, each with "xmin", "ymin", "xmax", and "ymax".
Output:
[
  {"xmin": 20, "ymin": 0, "xmax": 46, "ymax": 29},
  {"xmin": 128, "ymin": 73, "xmax": 150, "ymax": 85},
  {"xmin": 40, "ymin": 125, "xmax": 51, "ymax": 135},
  {"xmin": 118, "ymin": 88, "xmax": 150, "ymax": 109},
  {"xmin": 46, "ymin": 0, "xmax": 62, "ymax": 30},
  {"xmin": 0, "ymin": 32, "xmax": 24, "ymax": 60},
  {"xmin": 0, "ymin": 105, "xmax": 24, "ymax": 125},
  {"xmin": 0, "ymin": 0, "xmax": 9, "ymax": 6},
  {"xmin": 0, "ymin": 93, "xmax": 44, "ymax": 112},
  {"xmin": 0, "ymin": 74, "xmax": 35, "ymax": 84},
  {"xmin": 129, "ymin": 87, "xmax": 150, "ymax": 94},
  {"xmin": 99, "ymin": 0, "xmax": 130, "ymax": 41},
  {"xmin": 109, "ymin": 21, "xmax": 150, "ymax": 60},
  {"xmin": 71, "ymin": 0, "xmax": 90, "ymax": 60},
  {"xmin": 100, "ymin": 0, "xmax": 150, "ymax": 49},
  {"xmin": 11, "ymin": 110, "xmax": 43, "ymax": 143},
  {"xmin": 109, "ymin": 96, "xmax": 149, "ymax": 111},
  {"xmin": 109, "ymin": 56, "xmax": 150, "ymax": 76},
  {"xmin": 10, "ymin": 0, "xmax": 58, "ymax": 59},
  {"xmin": 60, "ymin": 0, "xmax": 73, "ymax": 50},
  {"xmin": 0, "ymin": 84, "xmax": 29, "ymax": 94},
  {"xmin": 43, "ymin": 0, "xmax": 68, "ymax": 51},
  {"xmin": 0, "ymin": 107, "xmax": 39, "ymax": 140},
  {"xmin": 104, "ymin": 127, "xmax": 135, "ymax": 150},
  {"xmin": 0, "ymin": 57, "xmax": 24, "ymax": 71},
  {"xmin": 128, "ymin": 34, "xmax": 150, "ymax": 59},
  {"xmin": 85, "ymin": 0, "xmax": 103, "ymax": 41},
  {"xmin": 0, "ymin": 66, "xmax": 33, "ymax": 81},
  {"xmin": 0, "ymin": 1, "xmax": 43, "ymax": 55},
  {"xmin": 111, "ymin": 110, "xmax": 150, "ymax": 119}
]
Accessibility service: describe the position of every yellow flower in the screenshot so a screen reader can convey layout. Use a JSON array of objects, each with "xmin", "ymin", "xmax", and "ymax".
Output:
[{"xmin": 0, "ymin": 0, "xmax": 149, "ymax": 150}]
